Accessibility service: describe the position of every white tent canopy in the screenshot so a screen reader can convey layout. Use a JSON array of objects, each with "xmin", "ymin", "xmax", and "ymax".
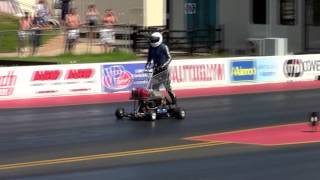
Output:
[{"xmin": 0, "ymin": 0, "xmax": 23, "ymax": 16}]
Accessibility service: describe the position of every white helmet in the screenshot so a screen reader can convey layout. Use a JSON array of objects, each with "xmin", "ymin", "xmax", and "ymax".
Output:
[{"xmin": 150, "ymin": 32, "xmax": 163, "ymax": 47}]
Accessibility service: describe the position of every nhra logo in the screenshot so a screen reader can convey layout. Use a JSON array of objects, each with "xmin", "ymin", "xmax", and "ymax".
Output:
[
  {"xmin": 283, "ymin": 59, "xmax": 303, "ymax": 77},
  {"xmin": 103, "ymin": 65, "xmax": 133, "ymax": 90}
]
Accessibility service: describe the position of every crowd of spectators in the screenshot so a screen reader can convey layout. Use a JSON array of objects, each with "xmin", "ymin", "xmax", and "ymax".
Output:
[{"xmin": 18, "ymin": 0, "xmax": 118, "ymax": 55}]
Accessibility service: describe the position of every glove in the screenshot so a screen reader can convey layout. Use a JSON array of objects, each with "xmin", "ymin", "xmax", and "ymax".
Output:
[
  {"xmin": 155, "ymin": 66, "xmax": 163, "ymax": 71},
  {"xmin": 161, "ymin": 64, "xmax": 168, "ymax": 69},
  {"xmin": 145, "ymin": 63, "xmax": 151, "ymax": 69}
]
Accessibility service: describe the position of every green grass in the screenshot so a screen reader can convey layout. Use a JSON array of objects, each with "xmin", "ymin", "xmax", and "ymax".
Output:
[
  {"xmin": 0, "ymin": 14, "xmax": 19, "ymax": 52},
  {"xmin": 0, "ymin": 52, "xmax": 140, "ymax": 64},
  {"xmin": 0, "ymin": 14, "xmax": 60, "ymax": 53}
]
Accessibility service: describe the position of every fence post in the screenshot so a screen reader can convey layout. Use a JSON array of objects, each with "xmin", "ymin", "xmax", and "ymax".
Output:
[
  {"xmin": 131, "ymin": 25, "xmax": 138, "ymax": 53},
  {"xmin": 190, "ymin": 29, "xmax": 194, "ymax": 55}
]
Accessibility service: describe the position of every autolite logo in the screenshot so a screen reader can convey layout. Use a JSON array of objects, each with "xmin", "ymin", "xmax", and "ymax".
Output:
[
  {"xmin": 170, "ymin": 64, "xmax": 225, "ymax": 83},
  {"xmin": 32, "ymin": 70, "xmax": 61, "ymax": 81},
  {"xmin": 0, "ymin": 71, "xmax": 17, "ymax": 96},
  {"xmin": 283, "ymin": 59, "xmax": 303, "ymax": 77}
]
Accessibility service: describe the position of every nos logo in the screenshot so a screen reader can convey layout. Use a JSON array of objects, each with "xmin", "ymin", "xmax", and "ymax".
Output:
[{"xmin": 283, "ymin": 59, "xmax": 304, "ymax": 77}]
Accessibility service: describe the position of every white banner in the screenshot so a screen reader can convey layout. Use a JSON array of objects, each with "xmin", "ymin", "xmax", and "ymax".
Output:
[
  {"xmin": 280, "ymin": 54, "xmax": 320, "ymax": 81},
  {"xmin": 1, "ymin": 54, "xmax": 320, "ymax": 100},
  {"xmin": 170, "ymin": 59, "xmax": 229, "ymax": 89},
  {"xmin": 0, "ymin": 64, "xmax": 101, "ymax": 100}
]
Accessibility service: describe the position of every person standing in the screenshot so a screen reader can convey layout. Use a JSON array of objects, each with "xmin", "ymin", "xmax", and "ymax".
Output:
[
  {"xmin": 145, "ymin": 32, "xmax": 177, "ymax": 105},
  {"xmin": 66, "ymin": 8, "xmax": 80, "ymax": 29},
  {"xmin": 61, "ymin": 0, "xmax": 71, "ymax": 24},
  {"xmin": 100, "ymin": 9, "xmax": 117, "ymax": 53},
  {"xmin": 30, "ymin": 16, "xmax": 42, "ymax": 55},
  {"xmin": 86, "ymin": 4, "xmax": 99, "ymax": 27},
  {"xmin": 18, "ymin": 12, "xmax": 32, "ymax": 55},
  {"xmin": 102, "ymin": 9, "xmax": 117, "ymax": 27},
  {"xmin": 86, "ymin": 4, "xmax": 99, "ymax": 45},
  {"xmin": 65, "ymin": 8, "xmax": 80, "ymax": 52},
  {"xmin": 35, "ymin": 0, "xmax": 51, "ymax": 27}
]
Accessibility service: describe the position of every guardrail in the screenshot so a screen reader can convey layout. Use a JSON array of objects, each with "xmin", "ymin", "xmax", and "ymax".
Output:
[
  {"xmin": 0, "ymin": 24, "xmax": 224, "ymax": 56},
  {"xmin": 0, "ymin": 28, "xmax": 62, "ymax": 55}
]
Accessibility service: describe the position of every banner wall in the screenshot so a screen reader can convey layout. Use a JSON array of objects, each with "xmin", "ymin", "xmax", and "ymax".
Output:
[{"xmin": 1, "ymin": 54, "xmax": 320, "ymax": 100}]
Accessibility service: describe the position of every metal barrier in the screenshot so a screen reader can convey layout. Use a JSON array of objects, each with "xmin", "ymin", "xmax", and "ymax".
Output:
[
  {"xmin": 132, "ymin": 25, "xmax": 224, "ymax": 55},
  {"xmin": 0, "ymin": 24, "xmax": 224, "ymax": 56},
  {"xmin": 0, "ymin": 28, "xmax": 63, "ymax": 56},
  {"xmin": 79, "ymin": 24, "xmax": 133, "ymax": 53}
]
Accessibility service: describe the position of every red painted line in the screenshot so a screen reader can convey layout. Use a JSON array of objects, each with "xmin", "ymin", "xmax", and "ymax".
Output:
[
  {"xmin": 1, "ymin": 80, "xmax": 320, "ymax": 109},
  {"xmin": 188, "ymin": 123, "xmax": 320, "ymax": 146}
]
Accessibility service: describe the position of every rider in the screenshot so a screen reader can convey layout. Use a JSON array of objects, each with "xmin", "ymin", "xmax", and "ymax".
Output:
[{"xmin": 145, "ymin": 32, "xmax": 177, "ymax": 105}]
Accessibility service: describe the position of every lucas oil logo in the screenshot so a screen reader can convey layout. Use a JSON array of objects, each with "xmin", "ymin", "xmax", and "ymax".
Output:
[
  {"xmin": 102, "ymin": 65, "xmax": 133, "ymax": 91},
  {"xmin": 231, "ymin": 60, "xmax": 256, "ymax": 82}
]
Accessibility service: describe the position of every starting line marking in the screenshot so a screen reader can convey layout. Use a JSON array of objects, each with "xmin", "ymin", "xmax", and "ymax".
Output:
[{"xmin": 186, "ymin": 122, "xmax": 320, "ymax": 146}]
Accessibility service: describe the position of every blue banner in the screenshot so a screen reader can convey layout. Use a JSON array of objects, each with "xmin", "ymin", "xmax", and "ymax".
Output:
[
  {"xmin": 101, "ymin": 63, "xmax": 147, "ymax": 93},
  {"xmin": 231, "ymin": 60, "xmax": 256, "ymax": 82}
]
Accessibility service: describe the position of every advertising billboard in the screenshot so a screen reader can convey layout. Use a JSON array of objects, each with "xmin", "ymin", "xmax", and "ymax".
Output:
[
  {"xmin": 101, "ymin": 63, "xmax": 147, "ymax": 93},
  {"xmin": 170, "ymin": 59, "xmax": 228, "ymax": 89},
  {"xmin": 0, "ymin": 64, "xmax": 102, "ymax": 99},
  {"xmin": 282, "ymin": 55, "xmax": 320, "ymax": 81},
  {"xmin": 256, "ymin": 58, "xmax": 279, "ymax": 82},
  {"xmin": 231, "ymin": 60, "xmax": 256, "ymax": 82}
]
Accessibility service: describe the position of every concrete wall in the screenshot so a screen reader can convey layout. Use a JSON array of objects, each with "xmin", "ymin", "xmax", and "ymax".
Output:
[
  {"xmin": 144, "ymin": 0, "xmax": 166, "ymax": 26},
  {"xmin": 308, "ymin": 26, "xmax": 320, "ymax": 49},
  {"xmin": 168, "ymin": 0, "xmax": 186, "ymax": 30},
  {"xmin": 218, "ymin": 0, "xmax": 250, "ymax": 52},
  {"xmin": 219, "ymin": 0, "xmax": 305, "ymax": 54},
  {"xmin": 74, "ymin": 0, "xmax": 144, "ymax": 26},
  {"xmin": 74, "ymin": 0, "xmax": 166, "ymax": 27}
]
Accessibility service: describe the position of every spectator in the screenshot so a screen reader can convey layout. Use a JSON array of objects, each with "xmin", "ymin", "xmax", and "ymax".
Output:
[
  {"xmin": 65, "ymin": 8, "xmax": 80, "ymax": 52},
  {"xmin": 100, "ymin": 9, "xmax": 117, "ymax": 53},
  {"xmin": 66, "ymin": 8, "xmax": 80, "ymax": 29},
  {"xmin": 102, "ymin": 9, "xmax": 117, "ymax": 28},
  {"xmin": 35, "ymin": 0, "xmax": 51, "ymax": 27},
  {"xmin": 61, "ymin": 0, "xmax": 71, "ymax": 24},
  {"xmin": 18, "ymin": 12, "xmax": 32, "ymax": 55},
  {"xmin": 86, "ymin": 4, "xmax": 99, "ymax": 43},
  {"xmin": 30, "ymin": 15, "xmax": 43, "ymax": 55},
  {"xmin": 86, "ymin": 4, "xmax": 99, "ymax": 27}
]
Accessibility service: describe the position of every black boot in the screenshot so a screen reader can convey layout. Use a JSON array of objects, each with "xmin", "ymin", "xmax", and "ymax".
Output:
[{"xmin": 168, "ymin": 91, "xmax": 177, "ymax": 105}]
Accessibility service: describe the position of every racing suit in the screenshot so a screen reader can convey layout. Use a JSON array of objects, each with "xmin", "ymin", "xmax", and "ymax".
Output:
[{"xmin": 146, "ymin": 43, "xmax": 176, "ymax": 105}]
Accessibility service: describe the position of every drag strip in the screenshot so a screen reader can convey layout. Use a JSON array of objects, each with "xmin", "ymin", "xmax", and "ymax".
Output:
[{"xmin": 1, "ymin": 89, "xmax": 320, "ymax": 179}]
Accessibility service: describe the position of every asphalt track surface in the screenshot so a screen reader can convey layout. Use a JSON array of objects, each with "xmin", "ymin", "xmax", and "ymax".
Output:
[{"xmin": 1, "ymin": 89, "xmax": 320, "ymax": 179}]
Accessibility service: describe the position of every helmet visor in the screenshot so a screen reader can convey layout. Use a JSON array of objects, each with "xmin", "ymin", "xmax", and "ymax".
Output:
[{"xmin": 150, "ymin": 36, "xmax": 160, "ymax": 43}]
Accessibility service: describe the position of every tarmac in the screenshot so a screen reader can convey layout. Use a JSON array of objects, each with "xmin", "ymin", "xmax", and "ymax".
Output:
[{"xmin": 1, "ymin": 89, "xmax": 320, "ymax": 179}]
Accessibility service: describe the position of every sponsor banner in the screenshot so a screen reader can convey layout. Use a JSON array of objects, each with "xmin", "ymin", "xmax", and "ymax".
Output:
[
  {"xmin": 28, "ymin": 65, "xmax": 101, "ymax": 97},
  {"xmin": 101, "ymin": 59, "xmax": 229, "ymax": 93},
  {"xmin": 282, "ymin": 55, "xmax": 320, "ymax": 81},
  {"xmin": 170, "ymin": 59, "xmax": 228, "ymax": 89},
  {"xmin": 0, "ymin": 70, "xmax": 17, "ymax": 97},
  {"xmin": 231, "ymin": 60, "xmax": 256, "ymax": 82},
  {"xmin": 1, "ymin": 54, "xmax": 320, "ymax": 101},
  {"xmin": 256, "ymin": 58, "xmax": 280, "ymax": 82},
  {"xmin": 101, "ymin": 63, "xmax": 147, "ymax": 93},
  {"xmin": 0, "ymin": 64, "xmax": 101, "ymax": 99}
]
